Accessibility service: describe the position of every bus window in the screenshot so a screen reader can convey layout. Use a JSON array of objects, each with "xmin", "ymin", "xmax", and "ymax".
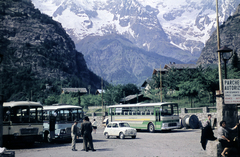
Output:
[
  {"xmin": 30, "ymin": 107, "xmax": 42, "ymax": 123},
  {"xmin": 30, "ymin": 107, "xmax": 37, "ymax": 122},
  {"xmin": 11, "ymin": 107, "xmax": 29, "ymax": 123},
  {"xmin": 59, "ymin": 110, "xmax": 67, "ymax": 121},
  {"xmin": 161, "ymin": 104, "xmax": 178, "ymax": 116},
  {"xmin": 43, "ymin": 110, "xmax": 49, "ymax": 120},
  {"xmin": 72, "ymin": 109, "xmax": 77, "ymax": 121}
]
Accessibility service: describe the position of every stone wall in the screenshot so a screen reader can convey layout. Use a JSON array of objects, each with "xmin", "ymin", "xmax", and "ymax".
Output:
[{"xmin": 180, "ymin": 106, "xmax": 240, "ymax": 128}]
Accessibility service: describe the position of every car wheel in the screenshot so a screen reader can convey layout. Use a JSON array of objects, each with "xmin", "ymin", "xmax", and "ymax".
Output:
[
  {"xmin": 104, "ymin": 132, "xmax": 109, "ymax": 139},
  {"xmin": 148, "ymin": 123, "xmax": 155, "ymax": 133},
  {"xmin": 132, "ymin": 136, "xmax": 136, "ymax": 139},
  {"xmin": 119, "ymin": 132, "xmax": 125, "ymax": 139}
]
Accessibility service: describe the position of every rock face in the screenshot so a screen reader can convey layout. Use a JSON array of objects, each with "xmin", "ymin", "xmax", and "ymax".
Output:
[
  {"xmin": 197, "ymin": 4, "xmax": 240, "ymax": 65},
  {"xmin": 0, "ymin": 0, "xmax": 101, "ymax": 100},
  {"xmin": 76, "ymin": 34, "xmax": 182, "ymax": 85}
]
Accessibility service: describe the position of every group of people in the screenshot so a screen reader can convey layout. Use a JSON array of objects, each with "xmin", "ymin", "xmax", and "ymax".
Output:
[
  {"xmin": 71, "ymin": 116, "xmax": 98, "ymax": 152},
  {"xmin": 201, "ymin": 114, "xmax": 239, "ymax": 157}
]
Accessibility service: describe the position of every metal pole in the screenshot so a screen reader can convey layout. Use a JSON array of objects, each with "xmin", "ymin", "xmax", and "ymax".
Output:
[
  {"xmin": 216, "ymin": 0, "xmax": 223, "ymax": 93},
  {"xmin": 224, "ymin": 60, "xmax": 227, "ymax": 79},
  {"xmin": 0, "ymin": 54, "xmax": 3, "ymax": 147},
  {"xmin": 0, "ymin": 95, "xmax": 3, "ymax": 147},
  {"xmin": 101, "ymin": 77, "xmax": 103, "ymax": 115}
]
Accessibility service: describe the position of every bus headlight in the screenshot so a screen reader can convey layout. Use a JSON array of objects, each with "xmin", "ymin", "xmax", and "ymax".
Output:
[
  {"xmin": 60, "ymin": 129, "xmax": 66, "ymax": 134},
  {"xmin": 13, "ymin": 133, "xmax": 19, "ymax": 136},
  {"xmin": 162, "ymin": 123, "xmax": 168, "ymax": 127}
]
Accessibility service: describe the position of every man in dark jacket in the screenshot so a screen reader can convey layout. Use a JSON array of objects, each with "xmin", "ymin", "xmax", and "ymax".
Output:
[
  {"xmin": 200, "ymin": 114, "xmax": 217, "ymax": 150},
  {"xmin": 81, "ymin": 116, "xmax": 96, "ymax": 152}
]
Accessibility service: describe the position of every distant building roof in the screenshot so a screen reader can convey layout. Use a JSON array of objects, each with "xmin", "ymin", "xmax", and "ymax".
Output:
[
  {"xmin": 120, "ymin": 94, "xmax": 151, "ymax": 104},
  {"xmin": 141, "ymin": 78, "xmax": 152, "ymax": 87},
  {"xmin": 62, "ymin": 88, "xmax": 87, "ymax": 94},
  {"xmin": 164, "ymin": 63, "xmax": 198, "ymax": 70},
  {"xmin": 95, "ymin": 89, "xmax": 105, "ymax": 94},
  {"xmin": 153, "ymin": 63, "xmax": 198, "ymax": 75},
  {"xmin": 152, "ymin": 68, "xmax": 168, "ymax": 75}
]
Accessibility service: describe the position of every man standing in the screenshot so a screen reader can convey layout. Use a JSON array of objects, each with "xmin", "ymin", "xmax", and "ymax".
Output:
[
  {"xmin": 201, "ymin": 114, "xmax": 217, "ymax": 150},
  {"xmin": 71, "ymin": 120, "xmax": 78, "ymax": 151},
  {"xmin": 81, "ymin": 116, "xmax": 96, "ymax": 152}
]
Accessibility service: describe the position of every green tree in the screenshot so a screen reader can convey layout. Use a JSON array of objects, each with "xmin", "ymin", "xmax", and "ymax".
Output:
[
  {"xmin": 231, "ymin": 51, "xmax": 240, "ymax": 71},
  {"xmin": 176, "ymin": 79, "xmax": 203, "ymax": 108},
  {"xmin": 103, "ymin": 84, "xmax": 140, "ymax": 105}
]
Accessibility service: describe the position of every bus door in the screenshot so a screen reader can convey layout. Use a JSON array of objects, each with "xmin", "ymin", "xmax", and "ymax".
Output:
[{"xmin": 155, "ymin": 107, "xmax": 161, "ymax": 129}]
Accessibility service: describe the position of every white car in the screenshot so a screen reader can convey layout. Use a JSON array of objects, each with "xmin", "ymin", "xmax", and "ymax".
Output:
[{"xmin": 103, "ymin": 122, "xmax": 137, "ymax": 139}]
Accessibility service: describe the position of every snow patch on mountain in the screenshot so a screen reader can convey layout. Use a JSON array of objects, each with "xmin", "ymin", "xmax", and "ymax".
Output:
[{"xmin": 32, "ymin": 0, "xmax": 240, "ymax": 57}]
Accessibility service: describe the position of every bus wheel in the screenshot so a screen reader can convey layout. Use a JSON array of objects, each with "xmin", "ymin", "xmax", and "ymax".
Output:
[
  {"xmin": 44, "ymin": 132, "xmax": 48, "ymax": 142},
  {"xmin": 132, "ymin": 136, "xmax": 136, "ymax": 139},
  {"xmin": 148, "ymin": 123, "xmax": 155, "ymax": 133},
  {"xmin": 119, "ymin": 132, "xmax": 125, "ymax": 139},
  {"xmin": 47, "ymin": 134, "xmax": 53, "ymax": 143}
]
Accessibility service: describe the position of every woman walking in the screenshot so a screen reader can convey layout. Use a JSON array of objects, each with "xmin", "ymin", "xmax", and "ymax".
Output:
[{"xmin": 92, "ymin": 119, "xmax": 98, "ymax": 134}]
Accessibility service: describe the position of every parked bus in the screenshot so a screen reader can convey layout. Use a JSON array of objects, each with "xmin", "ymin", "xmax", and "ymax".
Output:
[
  {"xmin": 42, "ymin": 104, "xmax": 83, "ymax": 142},
  {"xmin": 108, "ymin": 102, "xmax": 181, "ymax": 132},
  {"xmin": 2, "ymin": 101, "xmax": 43, "ymax": 146}
]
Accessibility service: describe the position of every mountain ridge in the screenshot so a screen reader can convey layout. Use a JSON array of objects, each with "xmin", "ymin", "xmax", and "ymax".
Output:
[
  {"xmin": 31, "ymin": 0, "xmax": 240, "ymax": 84},
  {"xmin": 197, "ymin": 4, "xmax": 240, "ymax": 64}
]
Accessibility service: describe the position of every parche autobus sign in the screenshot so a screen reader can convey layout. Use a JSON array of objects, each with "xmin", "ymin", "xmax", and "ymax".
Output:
[{"xmin": 223, "ymin": 79, "xmax": 240, "ymax": 104}]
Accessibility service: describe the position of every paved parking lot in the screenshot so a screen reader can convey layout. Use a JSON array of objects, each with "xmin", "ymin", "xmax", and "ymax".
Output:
[{"xmin": 9, "ymin": 128, "xmax": 211, "ymax": 157}]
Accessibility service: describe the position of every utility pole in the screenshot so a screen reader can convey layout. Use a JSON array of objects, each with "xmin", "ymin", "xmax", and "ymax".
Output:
[
  {"xmin": 216, "ymin": 0, "xmax": 222, "ymax": 93},
  {"xmin": 88, "ymin": 85, "xmax": 91, "ymax": 95},
  {"xmin": 101, "ymin": 77, "xmax": 104, "ymax": 116},
  {"xmin": 160, "ymin": 65, "xmax": 162, "ymax": 102}
]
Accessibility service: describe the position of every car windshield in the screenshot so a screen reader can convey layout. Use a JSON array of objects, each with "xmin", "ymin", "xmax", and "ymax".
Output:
[{"xmin": 119, "ymin": 123, "xmax": 130, "ymax": 127}]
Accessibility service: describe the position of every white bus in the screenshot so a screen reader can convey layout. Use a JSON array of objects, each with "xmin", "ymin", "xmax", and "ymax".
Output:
[
  {"xmin": 2, "ymin": 101, "xmax": 43, "ymax": 146},
  {"xmin": 108, "ymin": 102, "xmax": 181, "ymax": 132},
  {"xmin": 42, "ymin": 104, "xmax": 83, "ymax": 142}
]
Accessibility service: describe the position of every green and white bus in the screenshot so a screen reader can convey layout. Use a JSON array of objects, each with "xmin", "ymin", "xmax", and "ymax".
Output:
[{"xmin": 108, "ymin": 102, "xmax": 181, "ymax": 132}]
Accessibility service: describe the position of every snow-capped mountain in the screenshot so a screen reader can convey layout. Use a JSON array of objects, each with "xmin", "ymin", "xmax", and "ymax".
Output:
[
  {"xmin": 32, "ymin": 0, "xmax": 239, "ymax": 61},
  {"xmin": 31, "ymin": 0, "xmax": 240, "ymax": 85}
]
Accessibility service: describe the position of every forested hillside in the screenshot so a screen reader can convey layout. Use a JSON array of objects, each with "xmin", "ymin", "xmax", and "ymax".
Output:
[{"xmin": 0, "ymin": 0, "xmax": 103, "ymax": 103}]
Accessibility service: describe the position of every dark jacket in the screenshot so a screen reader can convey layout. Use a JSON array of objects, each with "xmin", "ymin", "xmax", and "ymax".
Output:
[{"xmin": 81, "ymin": 120, "xmax": 92, "ymax": 136}]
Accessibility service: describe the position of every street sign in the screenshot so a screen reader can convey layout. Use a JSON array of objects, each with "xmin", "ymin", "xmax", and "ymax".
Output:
[{"xmin": 223, "ymin": 79, "xmax": 240, "ymax": 104}]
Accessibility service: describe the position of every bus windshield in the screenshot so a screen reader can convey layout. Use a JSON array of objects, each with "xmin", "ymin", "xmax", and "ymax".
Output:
[
  {"xmin": 43, "ymin": 108, "xmax": 82, "ymax": 122},
  {"xmin": 161, "ymin": 104, "xmax": 178, "ymax": 116},
  {"xmin": 9, "ymin": 106, "xmax": 43, "ymax": 123}
]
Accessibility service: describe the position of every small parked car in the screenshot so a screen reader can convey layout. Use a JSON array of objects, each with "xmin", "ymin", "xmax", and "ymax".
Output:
[{"xmin": 103, "ymin": 121, "xmax": 137, "ymax": 139}]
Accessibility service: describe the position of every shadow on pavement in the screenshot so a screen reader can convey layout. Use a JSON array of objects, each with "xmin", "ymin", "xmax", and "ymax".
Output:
[{"xmin": 137, "ymin": 128, "xmax": 200, "ymax": 134}]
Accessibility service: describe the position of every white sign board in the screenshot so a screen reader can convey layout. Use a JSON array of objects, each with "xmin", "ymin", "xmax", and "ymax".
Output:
[
  {"xmin": 223, "ymin": 79, "xmax": 240, "ymax": 104},
  {"xmin": 116, "ymin": 108, "xmax": 122, "ymax": 113}
]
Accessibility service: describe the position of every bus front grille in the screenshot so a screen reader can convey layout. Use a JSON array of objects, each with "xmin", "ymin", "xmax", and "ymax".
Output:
[
  {"xmin": 20, "ymin": 128, "xmax": 38, "ymax": 135},
  {"xmin": 168, "ymin": 123, "xmax": 177, "ymax": 127},
  {"xmin": 65, "ymin": 128, "xmax": 71, "ymax": 134}
]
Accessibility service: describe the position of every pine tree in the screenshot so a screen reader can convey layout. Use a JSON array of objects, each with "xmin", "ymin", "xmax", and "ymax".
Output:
[{"xmin": 231, "ymin": 51, "xmax": 240, "ymax": 71}]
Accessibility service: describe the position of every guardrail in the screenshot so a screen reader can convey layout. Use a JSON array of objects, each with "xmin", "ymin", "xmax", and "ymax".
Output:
[{"xmin": 180, "ymin": 106, "xmax": 240, "ymax": 114}]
